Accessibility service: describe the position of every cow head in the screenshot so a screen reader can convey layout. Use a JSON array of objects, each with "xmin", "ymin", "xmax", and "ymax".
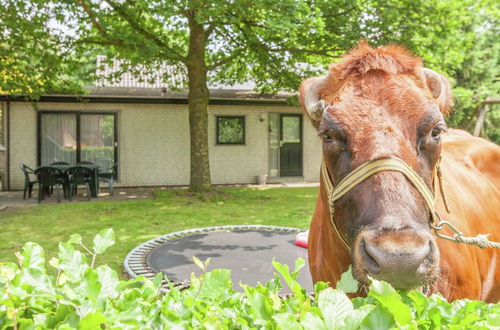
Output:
[{"xmin": 299, "ymin": 42, "xmax": 453, "ymax": 289}]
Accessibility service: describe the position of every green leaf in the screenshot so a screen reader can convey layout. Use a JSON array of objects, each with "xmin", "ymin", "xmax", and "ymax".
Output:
[
  {"xmin": 67, "ymin": 234, "xmax": 82, "ymax": 245},
  {"xmin": 486, "ymin": 313, "xmax": 500, "ymax": 328},
  {"xmin": 78, "ymin": 269, "xmax": 102, "ymax": 304},
  {"xmin": 273, "ymin": 312, "xmax": 303, "ymax": 329},
  {"xmin": 193, "ymin": 256, "xmax": 205, "ymax": 271},
  {"xmin": 300, "ymin": 311, "xmax": 327, "ymax": 330},
  {"xmin": 318, "ymin": 288, "xmax": 353, "ymax": 328},
  {"xmin": 17, "ymin": 242, "xmax": 45, "ymax": 271},
  {"xmin": 20, "ymin": 268, "xmax": 54, "ymax": 294},
  {"xmin": 242, "ymin": 284, "xmax": 273, "ymax": 322},
  {"xmin": 198, "ymin": 269, "xmax": 232, "ymax": 300},
  {"xmin": 0, "ymin": 262, "xmax": 20, "ymax": 282},
  {"xmin": 407, "ymin": 290, "xmax": 428, "ymax": 316},
  {"xmin": 272, "ymin": 259, "xmax": 305, "ymax": 299},
  {"xmin": 336, "ymin": 266, "xmax": 359, "ymax": 293},
  {"xmin": 79, "ymin": 311, "xmax": 106, "ymax": 330},
  {"xmin": 58, "ymin": 242, "xmax": 88, "ymax": 282},
  {"xmin": 360, "ymin": 305, "xmax": 396, "ymax": 329},
  {"xmin": 344, "ymin": 304, "xmax": 375, "ymax": 329},
  {"xmin": 92, "ymin": 228, "xmax": 115, "ymax": 254},
  {"xmin": 368, "ymin": 279, "xmax": 413, "ymax": 326},
  {"xmin": 96, "ymin": 265, "xmax": 119, "ymax": 300}
]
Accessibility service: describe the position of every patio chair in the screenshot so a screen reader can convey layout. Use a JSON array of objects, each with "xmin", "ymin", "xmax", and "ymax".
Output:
[
  {"xmin": 51, "ymin": 161, "xmax": 70, "ymax": 166},
  {"xmin": 66, "ymin": 166, "xmax": 93, "ymax": 201},
  {"xmin": 99, "ymin": 162, "xmax": 117, "ymax": 196},
  {"xmin": 34, "ymin": 166, "xmax": 65, "ymax": 203},
  {"xmin": 76, "ymin": 161, "xmax": 94, "ymax": 165},
  {"xmin": 19, "ymin": 163, "xmax": 38, "ymax": 199}
]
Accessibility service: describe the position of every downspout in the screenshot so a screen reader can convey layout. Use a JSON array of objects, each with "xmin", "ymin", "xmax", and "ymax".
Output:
[{"xmin": 6, "ymin": 100, "xmax": 10, "ymax": 190}]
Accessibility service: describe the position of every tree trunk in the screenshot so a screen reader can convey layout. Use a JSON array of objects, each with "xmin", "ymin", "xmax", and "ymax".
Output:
[{"xmin": 186, "ymin": 15, "xmax": 211, "ymax": 192}]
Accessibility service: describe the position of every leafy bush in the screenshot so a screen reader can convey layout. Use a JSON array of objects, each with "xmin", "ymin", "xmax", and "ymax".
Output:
[{"xmin": 1, "ymin": 229, "xmax": 499, "ymax": 329}]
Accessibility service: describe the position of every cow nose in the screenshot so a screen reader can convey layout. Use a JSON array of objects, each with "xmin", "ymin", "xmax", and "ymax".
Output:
[{"xmin": 358, "ymin": 236, "xmax": 434, "ymax": 288}]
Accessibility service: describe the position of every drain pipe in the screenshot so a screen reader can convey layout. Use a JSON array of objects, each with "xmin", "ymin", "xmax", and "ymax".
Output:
[{"xmin": 5, "ymin": 100, "xmax": 10, "ymax": 191}]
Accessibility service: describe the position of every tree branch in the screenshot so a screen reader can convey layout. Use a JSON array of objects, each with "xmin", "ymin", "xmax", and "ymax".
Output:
[
  {"xmin": 103, "ymin": 0, "xmax": 187, "ymax": 63},
  {"xmin": 77, "ymin": 0, "xmax": 109, "ymax": 37},
  {"xmin": 321, "ymin": 7, "xmax": 357, "ymax": 18},
  {"xmin": 206, "ymin": 50, "xmax": 241, "ymax": 70}
]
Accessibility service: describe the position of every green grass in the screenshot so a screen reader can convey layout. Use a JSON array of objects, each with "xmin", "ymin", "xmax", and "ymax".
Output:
[{"xmin": 0, "ymin": 187, "xmax": 318, "ymax": 275}]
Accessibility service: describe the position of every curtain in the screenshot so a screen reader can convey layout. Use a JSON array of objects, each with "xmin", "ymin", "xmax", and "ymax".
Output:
[{"xmin": 40, "ymin": 113, "xmax": 77, "ymax": 165}]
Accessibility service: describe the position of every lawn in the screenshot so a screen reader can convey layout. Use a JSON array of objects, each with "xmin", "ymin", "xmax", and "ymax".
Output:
[{"xmin": 0, "ymin": 187, "xmax": 318, "ymax": 275}]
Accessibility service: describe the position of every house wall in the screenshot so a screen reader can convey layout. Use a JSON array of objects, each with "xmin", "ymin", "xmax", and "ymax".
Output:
[{"xmin": 8, "ymin": 101, "xmax": 321, "ymax": 190}]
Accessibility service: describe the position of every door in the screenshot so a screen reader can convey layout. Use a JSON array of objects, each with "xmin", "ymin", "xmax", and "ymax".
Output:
[{"xmin": 279, "ymin": 114, "xmax": 302, "ymax": 176}]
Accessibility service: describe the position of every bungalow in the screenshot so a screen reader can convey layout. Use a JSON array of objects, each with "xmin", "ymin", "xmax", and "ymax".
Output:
[{"xmin": 0, "ymin": 85, "xmax": 322, "ymax": 191}]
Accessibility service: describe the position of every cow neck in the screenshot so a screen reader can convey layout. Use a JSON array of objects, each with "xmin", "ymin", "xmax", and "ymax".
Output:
[{"xmin": 320, "ymin": 157, "xmax": 441, "ymax": 254}]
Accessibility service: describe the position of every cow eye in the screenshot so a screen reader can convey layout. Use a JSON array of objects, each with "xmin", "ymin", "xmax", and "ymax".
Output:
[
  {"xmin": 431, "ymin": 125, "xmax": 446, "ymax": 139},
  {"xmin": 321, "ymin": 133, "xmax": 334, "ymax": 143},
  {"xmin": 319, "ymin": 130, "xmax": 334, "ymax": 143}
]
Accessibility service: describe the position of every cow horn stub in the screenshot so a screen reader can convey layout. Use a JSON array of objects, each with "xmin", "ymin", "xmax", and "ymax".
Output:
[{"xmin": 305, "ymin": 75, "xmax": 329, "ymax": 121}]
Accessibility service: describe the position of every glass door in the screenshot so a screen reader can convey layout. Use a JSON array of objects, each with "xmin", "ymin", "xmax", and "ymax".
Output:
[
  {"xmin": 80, "ymin": 114, "xmax": 116, "ymax": 169},
  {"xmin": 40, "ymin": 113, "xmax": 77, "ymax": 165},
  {"xmin": 279, "ymin": 114, "xmax": 302, "ymax": 176}
]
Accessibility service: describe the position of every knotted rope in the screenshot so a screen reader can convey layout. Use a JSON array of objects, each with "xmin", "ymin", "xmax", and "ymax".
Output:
[{"xmin": 321, "ymin": 157, "xmax": 500, "ymax": 252}]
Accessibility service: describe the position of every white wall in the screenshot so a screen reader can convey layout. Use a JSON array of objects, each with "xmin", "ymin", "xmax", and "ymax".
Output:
[{"xmin": 8, "ymin": 101, "xmax": 321, "ymax": 189}]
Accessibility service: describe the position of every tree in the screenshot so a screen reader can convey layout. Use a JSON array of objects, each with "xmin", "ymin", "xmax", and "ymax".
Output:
[
  {"xmin": 446, "ymin": 6, "xmax": 500, "ymax": 143},
  {"xmin": 2, "ymin": 0, "xmax": 494, "ymax": 191},
  {"xmin": 0, "ymin": 1, "xmax": 95, "ymax": 97}
]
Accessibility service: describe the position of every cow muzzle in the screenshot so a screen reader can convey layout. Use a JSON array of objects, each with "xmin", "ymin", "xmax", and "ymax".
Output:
[{"xmin": 354, "ymin": 229, "xmax": 439, "ymax": 289}]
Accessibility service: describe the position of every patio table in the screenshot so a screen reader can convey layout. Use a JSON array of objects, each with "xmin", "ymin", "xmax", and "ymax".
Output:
[{"xmin": 36, "ymin": 164, "xmax": 100, "ymax": 198}]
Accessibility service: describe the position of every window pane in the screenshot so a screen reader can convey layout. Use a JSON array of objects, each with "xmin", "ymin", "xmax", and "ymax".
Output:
[
  {"xmin": 268, "ymin": 113, "xmax": 279, "ymax": 177},
  {"xmin": 40, "ymin": 113, "xmax": 77, "ymax": 165},
  {"xmin": 282, "ymin": 116, "xmax": 300, "ymax": 143},
  {"xmin": 80, "ymin": 114, "xmax": 115, "ymax": 169},
  {"xmin": 217, "ymin": 116, "xmax": 244, "ymax": 144}
]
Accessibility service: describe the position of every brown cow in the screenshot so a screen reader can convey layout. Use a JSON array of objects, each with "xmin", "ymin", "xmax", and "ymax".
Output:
[{"xmin": 299, "ymin": 42, "xmax": 500, "ymax": 302}]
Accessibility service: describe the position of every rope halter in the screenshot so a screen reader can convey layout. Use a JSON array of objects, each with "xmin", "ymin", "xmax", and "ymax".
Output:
[
  {"xmin": 321, "ymin": 157, "xmax": 500, "ymax": 252},
  {"xmin": 321, "ymin": 157, "xmax": 438, "ymax": 252}
]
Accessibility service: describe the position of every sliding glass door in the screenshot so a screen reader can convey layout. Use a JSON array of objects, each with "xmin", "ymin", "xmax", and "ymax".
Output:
[
  {"xmin": 39, "ymin": 112, "xmax": 117, "ymax": 170},
  {"xmin": 80, "ymin": 114, "xmax": 116, "ymax": 169},
  {"xmin": 40, "ymin": 113, "xmax": 77, "ymax": 165}
]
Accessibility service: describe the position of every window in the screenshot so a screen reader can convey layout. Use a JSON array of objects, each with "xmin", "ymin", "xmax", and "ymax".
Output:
[
  {"xmin": 216, "ymin": 116, "xmax": 245, "ymax": 144},
  {"xmin": 38, "ymin": 112, "xmax": 117, "ymax": 173}
]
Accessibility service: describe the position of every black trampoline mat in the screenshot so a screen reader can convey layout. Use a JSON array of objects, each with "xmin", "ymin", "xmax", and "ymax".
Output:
[{"xmin": 146, "ymin": 229, "xmax": 313, "ymax": 293}]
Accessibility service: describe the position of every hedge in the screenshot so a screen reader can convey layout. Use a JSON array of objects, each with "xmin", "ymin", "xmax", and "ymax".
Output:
[{"xmin": 1, "ymin": 229, "xmax": 498, "ymax": 329}]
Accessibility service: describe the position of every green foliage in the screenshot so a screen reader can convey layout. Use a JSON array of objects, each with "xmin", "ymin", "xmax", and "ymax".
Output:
[
  {"xmin": 0, "ymin": 1, "xmax": 96, "ymax": 98},
  {"xmin": 443, "ymin": 2, "xmax": 499, "ymax": 143},
  {"xmin": 217, "ymin": 117, "xmax": 245, "ymax": 144},
  {"xmin": 1, "ymin": 0, "xmax": 495, "ymax": 96},
  {"xmin": 1, "ymin": 230, "xmax": 499, "ymax": 329}
]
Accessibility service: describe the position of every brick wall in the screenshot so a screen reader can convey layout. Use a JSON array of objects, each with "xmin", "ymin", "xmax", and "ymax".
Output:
[{"xmin": 8, "ymin": 101, "xmax": 321, "ymax": 189}]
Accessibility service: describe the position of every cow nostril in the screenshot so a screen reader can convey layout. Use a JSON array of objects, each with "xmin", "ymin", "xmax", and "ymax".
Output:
[
  {"xmin": 360, "ymin": 239, "xmax": 381, "ymax": 274},
  {"xmin": 417, "ymin": 241, "xmax": 435, "ymax": 273}
]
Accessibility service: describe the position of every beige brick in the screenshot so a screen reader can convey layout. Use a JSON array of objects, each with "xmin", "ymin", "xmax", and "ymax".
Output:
[{"xmin": 8, "ymin": 101, "xmax": 321, "ymax": 189}]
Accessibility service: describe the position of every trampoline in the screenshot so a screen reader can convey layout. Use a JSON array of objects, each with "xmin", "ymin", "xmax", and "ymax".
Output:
[{"xmin": 124, "ymin": 225, "xmax": 313, "ymax": 294}]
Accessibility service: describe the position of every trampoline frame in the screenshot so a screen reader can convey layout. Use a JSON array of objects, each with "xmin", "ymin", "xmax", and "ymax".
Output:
[{"xmin": 124, "ymin": 225, "xmax": 304, "ymax": 291}]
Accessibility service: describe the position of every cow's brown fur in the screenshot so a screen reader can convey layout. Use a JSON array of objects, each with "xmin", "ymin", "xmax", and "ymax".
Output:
[{"xmin": 300, "ymin": 42, "xmax": 500, "ymax": 302}]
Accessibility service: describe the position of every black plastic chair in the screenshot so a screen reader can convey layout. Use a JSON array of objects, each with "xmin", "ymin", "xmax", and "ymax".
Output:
[
  {"xmin": 99, "ymin": 163, "xmax": 117, "ymax": 196},
  {"xmin": 19, "ymin": 164, "xmax": 38, "ymax": 199},
  {"xmin": 76, "ymin": 161, "xmax": 94, "ymax": 165},
  {"xmin": 34, "ymin": 166, "xmax": 65, "ymax": 203},
  {"xmin": 51, "ymin": 161, "xmax": 70, "ymax": 166},
  {"xmin": 66, "ymin": 166, "xmax": 93, "ymax": 201}
]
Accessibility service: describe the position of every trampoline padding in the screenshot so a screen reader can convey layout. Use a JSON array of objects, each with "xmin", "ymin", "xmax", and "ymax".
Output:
[{"xmin": 145, "ymin": 229, "xmax": 313, "ymax": 293}]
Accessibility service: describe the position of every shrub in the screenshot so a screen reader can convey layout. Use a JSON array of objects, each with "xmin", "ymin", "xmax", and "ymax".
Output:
[{"xmin": 1, "ymin": 229, "xmax": 499, "ymax": 329}]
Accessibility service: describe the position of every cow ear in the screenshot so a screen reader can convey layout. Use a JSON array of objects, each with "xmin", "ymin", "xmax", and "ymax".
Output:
[
  {"xmin": 298, "ymin": 75, "xmax": 329, "ymax": 129},
  {"xmin": 423, "ymin": 68, "xmax": 454, "ymax": 115}
]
